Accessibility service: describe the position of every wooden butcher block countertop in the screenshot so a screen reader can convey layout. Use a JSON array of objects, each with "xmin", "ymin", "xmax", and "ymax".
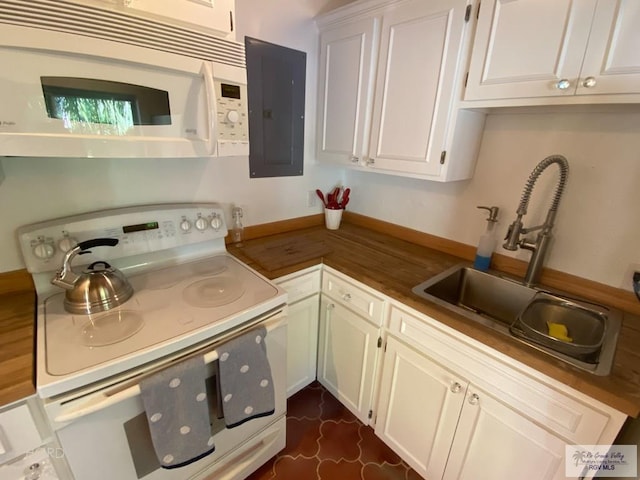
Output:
[
  {"xmin": 229, "ymin": 222, "xmax": 640, "ymax": 418},
  {"xmin": 1, "ymin": 218, "xmax": 639, "ymax": 418},
  {"xmin": 0, "ymin": 271, "xmax": 36, "ymax": 406}
]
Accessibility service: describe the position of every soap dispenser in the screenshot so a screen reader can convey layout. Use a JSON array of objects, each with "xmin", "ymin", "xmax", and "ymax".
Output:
[{"xmin": 474, "ymin": 206, "xmax": 499, "ymax": 271}]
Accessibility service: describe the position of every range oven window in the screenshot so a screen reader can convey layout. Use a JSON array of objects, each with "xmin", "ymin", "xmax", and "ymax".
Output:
[{"xmin": 41, "ymin": 77, "xmax": 172, "ymax": 134}]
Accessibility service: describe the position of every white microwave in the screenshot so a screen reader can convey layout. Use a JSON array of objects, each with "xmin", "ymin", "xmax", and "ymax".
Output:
[{"xmin": 0, "ymin": 19, "xmax": 249, "ymax": 158}]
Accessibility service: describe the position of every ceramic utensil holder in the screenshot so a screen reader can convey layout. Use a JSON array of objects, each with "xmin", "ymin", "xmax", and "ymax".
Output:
[{"xmin": 324, "ymin": 208, "xmax": 343, "ymax": 230}]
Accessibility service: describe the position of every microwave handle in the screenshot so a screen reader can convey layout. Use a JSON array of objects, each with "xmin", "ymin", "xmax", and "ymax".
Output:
[
  {"xmin": 54, "ymin": 313, "xmax": 285, "ymax": 423},
  {"xmin": 202, "ymin": 62, "xmax": 218, "ymax": 156}
]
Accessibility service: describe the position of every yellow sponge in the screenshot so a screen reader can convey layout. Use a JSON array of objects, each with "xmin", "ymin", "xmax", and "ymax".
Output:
[{"xmin": 547, "ymin": 321, "xmax": 573, "ymax": 342}]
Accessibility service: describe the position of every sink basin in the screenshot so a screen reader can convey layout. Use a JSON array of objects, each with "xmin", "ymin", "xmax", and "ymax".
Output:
[{"xmin": 412, "ymin": 265, "xmax": 622, "ymax": 376}]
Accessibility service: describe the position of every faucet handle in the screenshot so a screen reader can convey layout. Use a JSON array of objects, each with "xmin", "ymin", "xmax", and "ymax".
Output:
[{"xmin": 477, "ymin": 206, "xmax": 499, "ymax": 222}]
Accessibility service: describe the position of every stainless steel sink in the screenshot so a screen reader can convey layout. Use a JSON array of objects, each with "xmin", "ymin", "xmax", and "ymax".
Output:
[{"xmin": 412, "ymin": 265, "xmax": 622, "ymax": 376}]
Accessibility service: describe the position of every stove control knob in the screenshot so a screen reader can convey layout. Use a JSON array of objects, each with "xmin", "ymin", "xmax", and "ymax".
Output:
[
  {"xmin": 210, "ymin": 214, "xmax": 222, "ymax": 231},
  {"xmin": 33, "ymin": 242, "xmax": 55, "ymax": 260},
  {"xmin": 179, "ymin": 219, "xmax": 192, "ymax": 232},
  {"xmin": 58, "ymin": 235, "xmax": 78, "ymax": 253},
  {"xmin": 195, "ymin": 217, "xmax": 209, "ymax": 232}
]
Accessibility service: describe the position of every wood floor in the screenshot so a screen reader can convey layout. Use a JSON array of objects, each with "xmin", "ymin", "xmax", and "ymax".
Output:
[{"xmin": 247, "ymin": 382, "xmax": 421, "ymax": 480}]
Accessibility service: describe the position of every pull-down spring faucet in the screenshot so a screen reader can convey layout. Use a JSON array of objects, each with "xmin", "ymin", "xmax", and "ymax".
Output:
[{"xmin": 503, "ymin": 155, "xmax": 569, "ymax": 287}]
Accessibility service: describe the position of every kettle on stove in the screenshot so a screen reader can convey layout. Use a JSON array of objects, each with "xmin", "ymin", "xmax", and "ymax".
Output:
[{"xmin": 51, "ymin": 238, "xmax": 134, "ymax": 315}]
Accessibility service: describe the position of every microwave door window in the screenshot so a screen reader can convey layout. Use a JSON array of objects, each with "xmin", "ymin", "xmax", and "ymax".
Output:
[{"xmin": 40, "ymin": 77, "xmax": 171, "ymax": 135}]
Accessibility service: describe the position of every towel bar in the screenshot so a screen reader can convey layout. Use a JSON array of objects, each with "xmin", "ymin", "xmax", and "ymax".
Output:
[{"xmin": 54, "ymin": 314, "xmax": 285, "ymax": 423}]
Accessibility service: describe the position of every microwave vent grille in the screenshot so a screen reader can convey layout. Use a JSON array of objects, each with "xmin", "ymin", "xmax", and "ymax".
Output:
[{"xmin": 0, "ymin": 0, "xmax": 245, "ymax": 68}]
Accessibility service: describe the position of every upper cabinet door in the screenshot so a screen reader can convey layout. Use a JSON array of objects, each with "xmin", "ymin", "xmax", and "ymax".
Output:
[
  {"xmin": 464, "ymin": 0, "xmax": 597, "ymax": 100},
  {"xmin": 368, "ymin": 0, "xmax": 470, "ymax": 176},
  {"xmin": 317, "ymin": 17, "xmax": 379, "ymax": 165},
  {"xmin": 578, "ymin": 0, "xmax": 640, "ymax": 95},
  {"xmin": 125, "ymin": 0, "xmax": 235, "ymax": 37}
]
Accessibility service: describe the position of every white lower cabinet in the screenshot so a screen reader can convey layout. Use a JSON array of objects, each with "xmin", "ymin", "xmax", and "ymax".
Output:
[
  {"xmin": 318, "ymin": 297, "xmax": 381, "ymax": 424},
  {"xmin": 287, "ymin": 266, "xmax": 626, "ymax": 480},
  {"xmin": 375, "ymin": 336, "xmax": 467, "ymax": 479},
  {"xmin": 275, "ymin": 267, "xmax": 321, "ymax": 398},
  {"xmin": 443, "ymin": 385, "xmax": 567, "ymax": 480},
  {"xmin": 317, "ymin": 269, "xmax": 385, "ymax": 424},
  {"xmin": 285, "ymin": 295, "xmax": 319, "ymax": 397},
  {"xmin": 376, "ymin": 336, "xmax": 568, "ymax": 479}
]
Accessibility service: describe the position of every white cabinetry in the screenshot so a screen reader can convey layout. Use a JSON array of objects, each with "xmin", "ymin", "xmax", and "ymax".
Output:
[
  {"xmin": 464, "ymin": 0, "xmax": 640, "ymax": 104},
  {"xmin": 317, "ymin": 269, "xmax": 385, "ymax": 424},
  {"xmin": 375, "ymin": 336, "xmax": 467, "ymax": 480},
  {"xmin": 125, "ymin": 0, "xmax": 235, "ymax": 37},
  {"xmin": 316, "ymin": 0, "xmax": 486, "ymax": 182},
  {"xmin": 78, "ymin": 0, "xmax": 235, "ymax": 38},
  {"xmin": 379, "ymin": 304, "xmax": 626, "ymax": 480},
  {"xmin": 443, "ymin": 385, "xmax": 567, "ymax": 480},
  {"xmin": 0, "ymin": 397, "xmax": 64, "ymax": 479},
  {"xmin": 275, "ymin": 267, "xmax": 321, "ymax": 398}
]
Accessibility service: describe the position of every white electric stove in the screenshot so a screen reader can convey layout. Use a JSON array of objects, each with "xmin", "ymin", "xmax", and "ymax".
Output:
[{"xmin": 18, "ymin": 203, "xmax": 288, "ymax": 480}]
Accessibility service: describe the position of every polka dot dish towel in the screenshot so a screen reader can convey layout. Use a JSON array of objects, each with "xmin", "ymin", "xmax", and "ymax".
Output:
[
  {"xmin": 140, "ymin": 355, "xmax": 215, "ymax": 469},
  {"xmin": 218, "ymin": 325, "xmax": 275, "ymax": 428}
]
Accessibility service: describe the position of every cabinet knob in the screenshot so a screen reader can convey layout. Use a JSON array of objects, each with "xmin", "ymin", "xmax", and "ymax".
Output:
[
  {"xmin": 327, "ymin": 303, "xmax": 335, "ymax": 311},
  {"xmin": 582, "ymin": 76, "xmax": 597, "ymax": 88},
  {"xmin": 468, "ymin": 393, "xmax": 480, "ymax": 405},
  {"xmin": 342, "ymin": 293, "xmax": 352, "ymax": 301},
  {"xmin": 450, "ymin": 382, "xmax": 463, "ymax": 394},
  {"xmin": 366, "ymin": 158, "xmax": 375, "ymax": 166},
  {"xmin": 555, "ymin": 79, "xmax": 571, "ymax": 90},
  {"xmin": 349, "ymin": 155, "xmax": 359, "ymax": 163}
]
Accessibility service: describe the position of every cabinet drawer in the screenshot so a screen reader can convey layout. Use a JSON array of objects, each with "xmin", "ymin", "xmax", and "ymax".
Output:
[
  {"xmin": 0, "ymin": 403, "xmax": 42, "ymax": 465},
  {"xmin": 322, "ymin": 270, "xmax": 385, "ymax": 326},
  {"xmin": 276, "ymin": 268, "xmax": 321, "ymax": 304},
  {"xmin": 388, "ymin": 305, "xmax": 611, "ymax": 444}
]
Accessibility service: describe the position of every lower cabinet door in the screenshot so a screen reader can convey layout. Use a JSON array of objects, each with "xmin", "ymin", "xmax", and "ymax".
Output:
[
  {"xmin": 286, "ymin": 294, "xmax": 319, "ymax": 397},
  {"xmin": 317, "ymin": 297, "xmax": 380, "ymax": 424},
  {"xmin": 443, "ymin": 385, "xmax": 567, "ymax": 480},
  {"xmin": 375, "ymin": 336, "xmax": 468, "ymax": 479}
]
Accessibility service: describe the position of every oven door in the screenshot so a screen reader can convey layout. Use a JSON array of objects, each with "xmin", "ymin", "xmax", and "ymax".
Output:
[
  {"xmin": 45, "ymin": 312, "xmax": 286, "ymax": 480},
  {"xmin": 0, "ymin": 23, "xmax": 218, "ymax": 159}
]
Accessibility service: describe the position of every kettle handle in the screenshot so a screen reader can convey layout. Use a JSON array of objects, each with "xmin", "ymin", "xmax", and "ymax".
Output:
[{"xmin": 77, "ymin": 238, "xmax": 119, "ymax": 252}]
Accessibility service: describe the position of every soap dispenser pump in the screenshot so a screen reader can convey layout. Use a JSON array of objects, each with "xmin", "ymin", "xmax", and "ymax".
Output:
[{"xmin": 474, "ymin": 206, "xmax": 499, "ymax": 271}]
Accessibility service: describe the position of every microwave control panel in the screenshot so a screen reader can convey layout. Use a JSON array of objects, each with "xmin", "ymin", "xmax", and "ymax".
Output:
[{"xmin": 215, "ymin": 80, "xmax": 249, "ymax": 153}]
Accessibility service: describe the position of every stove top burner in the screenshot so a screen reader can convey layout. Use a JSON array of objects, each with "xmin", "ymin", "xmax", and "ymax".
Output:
[
  {"xmin": 182, "ymin": 276, "xmax": 245, "ymax": 308},
  {"xmin": 81, "ymin": 310, "xmax": 144, "ymax": 347},
  {"xmin": 40, "ymin": 254, "xmax": 284, "ymax": 394}
]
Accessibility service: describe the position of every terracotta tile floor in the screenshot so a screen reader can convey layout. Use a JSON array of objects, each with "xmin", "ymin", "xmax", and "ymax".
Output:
[{"xmin": 247, "ymin": 382, "xmax": 422, "ymax": 480}]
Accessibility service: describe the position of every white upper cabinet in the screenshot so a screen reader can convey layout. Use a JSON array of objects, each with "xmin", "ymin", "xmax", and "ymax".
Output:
[
  {"xmin": 368, "ymin": 0, "xmax": 478, "ymax": 178},
  {"xmin": 316, "ymin": 0, "xmax": 486, "ymax": 182},
  {"xmin": 579, "ymin": 0, "xmax": 640, "ymax": 96},
  {"xmin": 82, "ymin": 0, "xmax": 236, "ymax": 38},
  {"xmin": 464, "ymin": 0, "xmax": 640, "ymax": 103},
  {"xmin": 317, "ymin": 16, "xmax": 379, "ymax": 166}
]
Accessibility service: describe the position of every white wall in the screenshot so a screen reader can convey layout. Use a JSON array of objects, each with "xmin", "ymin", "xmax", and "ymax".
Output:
[
  {"xmin": 1, "ymin": 0, "xmax": 639, "ymax": 293},
  {"xmin": 0, "ymin": 0, "xmax": 343, "ymax": 273},
  {"xmin": 346, "ymin": 109, "xmax": 640, "ymax": 290}
]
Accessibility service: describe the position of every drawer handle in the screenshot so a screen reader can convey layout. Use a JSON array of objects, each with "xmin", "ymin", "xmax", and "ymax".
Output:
[
  {"xmin": 342, "ymin": 293, "xmax": 352, "ymax": 301},
  {"xmin": 468, "ymin": 393, "xmax": 480, "ymax": 405},
  {"xmin": 450, "ymin": 382, "xmax": 463, "ymax": 394}
]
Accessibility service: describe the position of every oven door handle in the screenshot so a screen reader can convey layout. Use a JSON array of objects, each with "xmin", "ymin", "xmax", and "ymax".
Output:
[
  {"xmin": 54, "ymin": 349, "xmax": 221, "ymax": 423},
  {"xmin": 54, "ymin": 313, "xmax": 285, "ymax": 423}
]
